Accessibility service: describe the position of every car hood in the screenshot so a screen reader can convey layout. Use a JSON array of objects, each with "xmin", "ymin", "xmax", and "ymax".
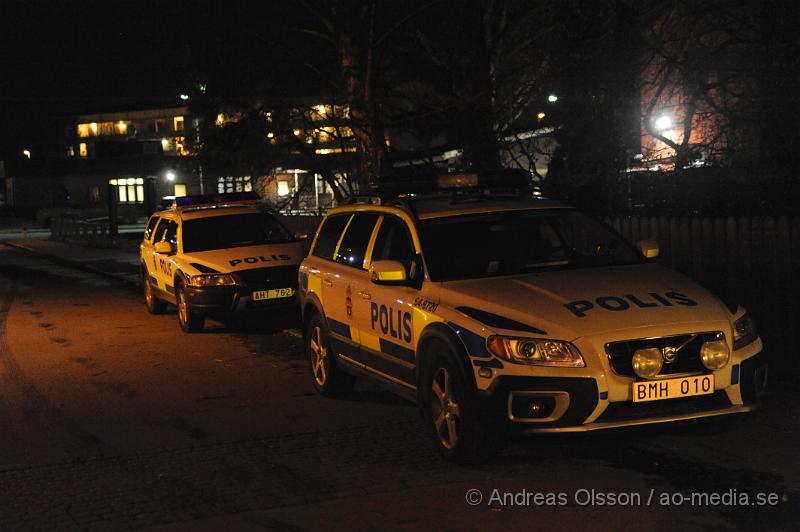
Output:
[
  {"xmin": 182, "ymin": 242, "xmax": 304, "ymax": 273},
  {"xmin": 440, "ymin": 263, "xmax": 731, "ymax": 340}
]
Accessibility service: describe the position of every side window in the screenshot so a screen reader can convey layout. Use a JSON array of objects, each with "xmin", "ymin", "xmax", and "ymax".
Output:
[
  {"xmin": 144, "ymin": 216, "xmax": 159, "ymax": 241},
  {"xmin": 372, "ymin": 216, "xmax": 415, "ymax": 263},
  {"xmin": 152, "ymin": 218, "xmax": 170, "ymax": 243},
  {"xmin": 163, "ymin": 221, "xmax": 179, "ymax": 247},
  {"xmin": 312, "ymin": 214, "xmax": 351, "ymax": 260},
  {"xmin": 335, "ymin": 213, "xmax": 379, "ymax": 269}
]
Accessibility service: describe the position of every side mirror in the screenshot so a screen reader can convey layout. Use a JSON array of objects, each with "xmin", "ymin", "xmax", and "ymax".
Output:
[
  {"xmin": 154, "ymin": 241, "xmax": 174, "ymax": 254},
  {"xmin": 637, "ymin": 239, "xmax": 659, "ymax": 259},
  {"xmin": 369, "ymin": 260, "xmax": 407, "ymax": 284}
]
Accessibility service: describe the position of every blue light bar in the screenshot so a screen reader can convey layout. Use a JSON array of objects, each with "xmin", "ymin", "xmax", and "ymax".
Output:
[{"xmin": 174, "ymin": 191, "xmax": 260, "ymax": 207}]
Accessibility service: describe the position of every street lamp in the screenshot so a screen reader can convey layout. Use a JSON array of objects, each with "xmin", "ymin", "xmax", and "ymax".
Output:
[
  {"xmin": 547, "ymin": 94, "xmax": 558, "ymax": 103},
  {"xmin": 166, "ymin": 171, "xmax": 176, "ymax": 182},
  {"xmin": 654, "ymin": 115, "xmax": 672, "ymax": 131}
]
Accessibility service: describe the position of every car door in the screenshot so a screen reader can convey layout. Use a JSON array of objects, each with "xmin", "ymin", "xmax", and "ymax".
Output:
[
  {"xmin": 352, "ymin": 213, "xmax": 421, "ymax": 388},
  {"xmin": 320, "ymin": 211, "xmax": 380, "ymax": 366},
  {"xmin": 151, "ymin": 217, "xmax": 179, "ymax": 302},
  {"xmin": 140, "ymin": 215, "xmax": 161, "ymax": 282}
]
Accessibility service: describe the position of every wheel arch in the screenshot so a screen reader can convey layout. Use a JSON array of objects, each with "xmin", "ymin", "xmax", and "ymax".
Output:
[{"xmin": 416, "ymin": 322, "xmax": 478, "ymax": 394}]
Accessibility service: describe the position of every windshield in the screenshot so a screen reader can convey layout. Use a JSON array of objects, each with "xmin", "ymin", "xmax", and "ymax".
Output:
[
  {"xmin": 182, "ymin": 213, "xmax": 294, "ymax": 253},
  {"xmin": 419, "ymin": 209, "xmax": 644, "ymax": 281}
]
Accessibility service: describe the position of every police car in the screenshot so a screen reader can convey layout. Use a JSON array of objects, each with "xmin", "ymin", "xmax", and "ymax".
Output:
[
  {"xmin": 298, "ymin": 171, "xmax": 767, "ymax": 462},
  {"xmin": 140, "ymin": 192, "xmax": 305, "ymax": 332}
]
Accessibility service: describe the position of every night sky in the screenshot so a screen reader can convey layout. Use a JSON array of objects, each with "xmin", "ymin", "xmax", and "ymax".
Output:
[{"xmin": 0, "ymin": 1, "xmax": 321, "ymax": 157}]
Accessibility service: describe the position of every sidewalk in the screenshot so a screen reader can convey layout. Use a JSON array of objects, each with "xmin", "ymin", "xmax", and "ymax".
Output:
[{"xmin": 2, "ymin": 238, "xmax": 141, "ymax": 286}]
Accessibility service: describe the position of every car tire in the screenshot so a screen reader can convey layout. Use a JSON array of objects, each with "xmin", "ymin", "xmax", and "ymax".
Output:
[
  {"xmin": 176, "ymin": 280, "xmax": 204, "ymax": 333},
  {"xmin": 305, "ymin": 313, "xmax": 355, "ymax": 397},
  {"xmin": 142, "ymin": 268, "xmax": 167, "ymax": 314},
  {"xmin": 420, "ymin": 338, "xmax": 502, "ymax": 464}
]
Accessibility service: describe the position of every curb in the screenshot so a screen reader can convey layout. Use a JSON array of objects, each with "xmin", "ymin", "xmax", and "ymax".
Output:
[{"xmin": 1, "ymin": 240, "xmax": 141, "ymax": 289}]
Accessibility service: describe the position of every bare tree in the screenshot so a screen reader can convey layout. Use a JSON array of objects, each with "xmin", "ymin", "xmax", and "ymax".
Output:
[{"xmin": 640, "ymin": 0, "xmax": 760, "ymax": 171}]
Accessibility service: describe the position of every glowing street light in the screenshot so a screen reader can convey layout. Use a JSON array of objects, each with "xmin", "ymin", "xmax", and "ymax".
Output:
[
  {"xmin": 654, "ymin": 115, "xmax": 672, "ymax": 131},
  {"xmin": 166, "ymin": 171, "xmax": 176, "ymax": 181},
  {"xmin": 547, "ymin": 94, "xmax": 558, "ymax": 103}
]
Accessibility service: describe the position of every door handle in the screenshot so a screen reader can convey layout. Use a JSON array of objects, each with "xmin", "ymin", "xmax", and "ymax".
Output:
[
  {"xmin": 358, "ymin": 291, "xmax": 371, "ymax": 300},
  {"xmin": 323, "ymin": 279, "xmax": 333, "ymax": 287}
]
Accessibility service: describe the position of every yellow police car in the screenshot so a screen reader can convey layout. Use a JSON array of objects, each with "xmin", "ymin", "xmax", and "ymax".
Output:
[
  {"xmin": 140, "ymin": 192, "xmax": 305, "ymax": 332},
  {"xmin": 298, "ymin": 171, "xmax": 767, "ymax": 462}
]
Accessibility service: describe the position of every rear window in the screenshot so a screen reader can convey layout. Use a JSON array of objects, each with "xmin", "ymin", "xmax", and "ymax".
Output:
[
  {"xmin": 312, "ymin": 214, "xmax": 351, "ymax": 260},
  {"xmin": 182, "ymin": 213, "xmax": 293, "ymax": 253}
]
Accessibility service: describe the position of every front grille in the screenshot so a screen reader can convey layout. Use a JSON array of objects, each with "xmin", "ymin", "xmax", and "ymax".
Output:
[
  {"xmin": 235, "ymin": 265, "xmax": 298, "ymax": 290},
  {"xmin": 606, "ymin": 332, "xmax": 724, "ymax": 377},
  {"xmin": 596, "ymin": 391, "xmax": 731, "ymax": 424}
]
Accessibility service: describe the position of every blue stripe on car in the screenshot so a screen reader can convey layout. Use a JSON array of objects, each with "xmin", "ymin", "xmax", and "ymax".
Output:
[
  {"xmin": 456, "ymin": 306, "xmax": 546, "ymax": 335},
  {"xmin": 379, "ymin": 338, "xmax": 416, "ymax": 363},
  {"xmin": 165, "ymin": 284, "xmax": 175, "ymax": 294},
  {"xmin": 731, "ymin": 364, "xmax": 740, "ymax": 385},
  {"xmin": 327, "ymin": 318, "xmax": 351, "ymax": 339},
  {"xmin": 447, "ymin": 321, "xmax": 491, "ymax": 358}
]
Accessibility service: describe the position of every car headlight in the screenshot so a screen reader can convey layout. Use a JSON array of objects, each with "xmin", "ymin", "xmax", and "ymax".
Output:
[
  {"xmin": 187, "ymin": 274, "xmax": 237, "ymax": 287},
  {"xmin": 486, "ymin": 336, "xmax": 585, "ymax": 367},
  {"xmin": 733, "ymin": 312, "xmax": 757, "ymax": 350}
]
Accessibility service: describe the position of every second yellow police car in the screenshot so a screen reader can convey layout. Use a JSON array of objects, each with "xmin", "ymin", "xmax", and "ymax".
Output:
[
  {"xmin": 140, "ymin": 192, "xmax": 305, "ymax": 332},
  {"xmin": 298, "ymin": 171, "xmax": 767, "ymax": 463}
]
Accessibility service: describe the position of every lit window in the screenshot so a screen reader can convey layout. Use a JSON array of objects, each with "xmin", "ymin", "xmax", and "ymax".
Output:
[
  {"xmin": 79, "ymin": 143, "xmax": 88, "ymax": 157},
  {"xmin": 174, "ymin": 116, "xmax": 184, "ymax": 132},
  {"xmin": 109, "ymin": 178, "xmax": 144, "ymax": 204},
  {"xmin": 174, "ymin": 137, "xmax": 187, "ymax": 156},
  {"xmin": 90, "ymin": 122, "xmax": 98, "ymax": 135},
  {"xmin": 216, "ymin": 176, "xmax": 252, "ymax": 193},
  {"xmin": 174, "ymin": 183, "xmax": 187, "ymax": 197},
  {"xmin": 77, "ymin": 124, "xmax": 90, "ymax": 138},
  {"xmin": 277, "ymin": 181, "xmax": 290, "ymax": 196},
  {"xmin": 67, "ymin": 146, "xmax": 75, "ymax": 157},
  {"xmin": 117, "ymin": 121, "xmax": 128, "ymax": 134}
]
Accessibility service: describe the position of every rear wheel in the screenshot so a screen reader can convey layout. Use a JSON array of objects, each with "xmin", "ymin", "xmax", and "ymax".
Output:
[
  {"xmin": 176, "ymin": 281, "xmax": 204, "ymax": 333},
  {"xmin": 421, "ymin": 338, "xmax": 503, "ymax": 463},
  {"xmin": 306, "ymin": 313, "xmax": 354, "ymax": 397},
  {"xmin": 142, "ymin": 268, "xmax": 166, "ymax": 314}
]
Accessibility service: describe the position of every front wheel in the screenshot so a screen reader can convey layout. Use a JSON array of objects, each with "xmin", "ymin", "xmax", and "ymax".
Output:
[
  {"xmin": 421, "ymin": 339, "xmax": 502, "ymax": 463},
  {"xmin": 176, "ymin": 281, "xmax": 204, "ymax": 333},
  {"xmin": 142, "ymin": 269, "xmax": 166, "ymax": 314},
  {"xmin": 305, "ymin": 313, "xmax": 354, "ymax": 397}
]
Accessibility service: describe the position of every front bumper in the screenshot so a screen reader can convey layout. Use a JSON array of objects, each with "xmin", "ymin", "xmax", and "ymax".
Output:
[
  {"xmin": 477, "ymin": 349, "xmax": 766, "ymax": 434},
  {"xmin": 185, "ymin": 285, "xmax": 298, "ymax": 315}
]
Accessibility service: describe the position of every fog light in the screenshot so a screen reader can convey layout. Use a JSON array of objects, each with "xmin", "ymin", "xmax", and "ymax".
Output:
[
  {"xmin": 632, "ymin": 347, "xmax": 663, "ymax": 379},
  {"xmin": 700, "ymin": 339, "xmax": 730, "ymax": 370}
]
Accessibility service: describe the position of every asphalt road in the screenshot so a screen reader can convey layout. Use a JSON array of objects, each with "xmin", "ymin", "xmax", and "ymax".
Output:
[{"xmin": 0, "ymin": 244, "xmax": 796, "ymax": 531}]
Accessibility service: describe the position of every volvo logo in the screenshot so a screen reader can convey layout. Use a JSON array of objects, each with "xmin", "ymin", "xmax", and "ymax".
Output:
[
  {"xmin": 661, "ymin": 334, "xmax": 698, "ymax": 365},
  {"xmin": 662, "ymin": 346, "xmax": 678, "ymax": 364}
]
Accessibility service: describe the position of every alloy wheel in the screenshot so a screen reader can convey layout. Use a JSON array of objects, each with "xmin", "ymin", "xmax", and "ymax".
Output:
[
  {"xmin": 310, "ymin": 325, "xmax": 328, "ymax": 386},
  {"xmin": 430, "ymin": 367, "xmax": 461, "ymax": 449}
]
